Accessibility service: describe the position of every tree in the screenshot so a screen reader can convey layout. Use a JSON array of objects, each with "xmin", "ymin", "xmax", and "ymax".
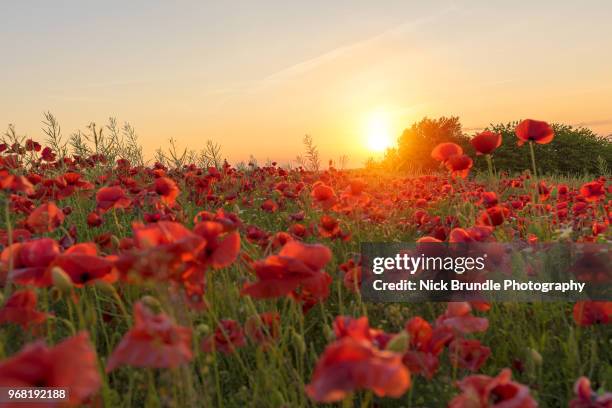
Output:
[{"xmin": 386, "ymin": 117, "xmax": 470, "ymax": 172}]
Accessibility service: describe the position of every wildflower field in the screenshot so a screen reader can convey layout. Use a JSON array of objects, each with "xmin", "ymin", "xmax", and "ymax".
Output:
[{"xmin": 0, "ymin": 119, "xmax": 610, "ymax": 407}]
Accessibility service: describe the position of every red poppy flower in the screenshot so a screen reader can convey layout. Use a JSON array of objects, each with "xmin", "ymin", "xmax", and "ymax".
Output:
[
  {"xmin": 289, "ymin": 223, "xmax": 308, "ymax": 238},
  {"xmin": 515, "ymin": 119, "xmax": 554, "ymax": 146},
  {"xmin": 0, "ymin": 289, "xmax": 50, "ymax": 329},
  {"xmin": 449, "ymin": 338, "xmax": 491, "ymax": 371},
  {"xmin": 318, "ymin": 215, "xmax": 343, "ymax": 239},
  {"xmin": 133, "ymin": 221, "xmax": 198, "ymax": 249},
  {"xmin": 449, "ymin": 228, "xmax": 473, "ymax": 243},
  {"xmin": 51, "ymin": 243, "xmax": 116, "ymax": 286},
  {"xmin": 0, "ymin": 332, "xmax": 101, "ymax": 406},
  {"xmin": 154, "ymin": 176, "xmax": 180, "ymax": 205},
  {"xmin": 470, "ymin": 301, "xmax": 492, "ymax": 312},
  {"xmin": 471, "ymin": 131, "xmax": 502, "ymax": 155},
  {"xmin": 572, "ymin": 301, "xmax": 611, "ymax": 326},
  {"xmin": 193, "ymin": 208, "xmax": 242, "ymax": 231},
  {"xmin": 404, "ymin": 316, "xmax": 430, "ymax": 346},
  {"xmin": 557, "ymin": 184, "xmax": 569, "ymax": 198},
  {"xmin": 26, "ymin": 202, "xmax": 65, "ymax": 233},
  {"xmin": 62, "ymin": 172, "xmax": 94, "ymax": 189},
  {"xmin": 479, "ymin": 191, "xmax": 498, "ymax": 208},
  {"xmin": 592, "ymin": 222, "xmax": 607, "ymax": 236},
  {"xmin": 193, "ymin": 221, "xmax": 241, "ymax": 269},
  {"xmin": 333, "ymin": 316, "xmax": 374, "ymax": 343},
  {"xmin": 416, "ymin": 236, "xmax": 443, "ymax": 243},
  {"xmin": 450, "ymin": 368, "xmax": 537, "ymax": 408},
  {"xmin": 349, "ymin": 179, "xmax": 367, "ymax": 195},
  {"xmin": 87, "ymin": 211, "xmax": 103, "ymax": 227},
  {"xmin": 0, "ymin": 174, "xmax": 34, "ymax": 195},
  {"xmin": 311, "ymin": 183, "xmax": 337, "ymax": 208},
  {"xmin": 241, "ymin": 241, "xmax": 332, "ymax": 301},
  {"xmin": 431, "ymin": 143, "xmax": 463, "ymax": 162},
  {"xmin": 201, "ymin": 319, "xmax": 246, "ymax": 354},
  {"xmin": 117, "ymin": 221, "xmax": 205, "ymax": 285},
  {"xmin": 55, "ymin": 172, "xmax": 94, "ymax": 199},
  {"xmin": 436, "ymin": 302, "xmax": 489, "ymax": 334},
  {"xmin": 25, "ymin": 139, "xmax": 42, "ymax": 152},
  {"xmin": 306, "ymin": 337, "xmax": 411, "ymax": 403},
  {"xmin": 261, "ymin": 199, "xmax": 278, "ymax": 213},
  {"xmin": 271, "ymin": 231, "xmax": 293, "ymax": 249},
  {"xmin": 478, "ymin": 206, "xmax": 510, "ymax": 227},
  {"xmin": 402, "ymin": 350, "xmax": 440, "ymax": 380},
  {"xmin": 402, "ymin": 317, "xmax": 453, "ymax": 379},
  {"xmin": 106, "ymin": 302, "xmax": 193, "ymax": 371},
  {"xmin": 538, "ymin": 181, "xmax": 552, "ymax": 202},
  {"xmin": 342, "ymin": 265, "xmax": 361, "ymax": 293},
  {"xmin": 41, "ymin": 146, "xmax": 57, "ymax": 162},
  {"xmin": 245, "ymin": 312, "xmax": 280, "ymax": 348},
  {"xmin": 0, "ymin": 228, "xmax": 31, "ymax": 247},
  {"xmin": 579, "ymin": 181, "xmax": 606, "ymax": 202},
  {"xmin": 445, "ymin": 154, "xmax": 473, "ymax": 178},
  {"xmin": 2, "ymin": 238, "xmax": 60, "ymax": 286},
  {"xmin": 96, "ymin": 186, "xmax": 131, "ymax": 212},
  {"xmin": 570, "ymin": 376, "xmax": 612, "ymax": 408}
]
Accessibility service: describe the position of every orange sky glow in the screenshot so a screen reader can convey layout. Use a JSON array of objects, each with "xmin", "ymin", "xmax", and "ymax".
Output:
[{"xmin": 1, "ymin": 1, "xmax": 612, "ymax": 167}]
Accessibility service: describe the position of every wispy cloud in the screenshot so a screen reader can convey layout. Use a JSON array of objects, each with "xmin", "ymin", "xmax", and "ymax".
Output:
[
  {"xmin": 205, "ymin": 4, "xmax": 462, "ymax": 105},
  {"xmin": 254, "ymin": 6, "xmax": 461, "ymax": 90}
]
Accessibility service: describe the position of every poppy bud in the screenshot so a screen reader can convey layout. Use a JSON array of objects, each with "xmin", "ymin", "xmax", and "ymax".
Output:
[
  {"xmin": 527, "ymin": 347, "xmax": 543, "ymax": 366},
  {"xmin": 111, "ymin": 235, "xmax": 121, "ymax": 248},
  {"xmin": 196, "ymin": 323, "xmax": 211, "ymax": 337},
  {"xmin": 52, "ymin": 266, "xmax": 73, "ymax": 293},
  {"xmin": 271, "ymin": 389, "xmax": 285, "ymax": 406},
  {"xmin": 94, "ymin": 280, "xmax": 115, "ymax": 294},
  {"xmin": 558, "ymin": 227, "xmax": 573, "ymax": 241},
  {"xmin": 323, "ymin": 325, "xmax": 334, "ymax": 342},
  {"xmin": 291, "ymin": 329, "xmax": 306, "ymax": 356},
  {"xmin": 386, "ymin": 330, "xmax": 409, "ymax": 353},
  {"xmin": 140, "ymin": 295, "xmax": 162, "ymax": 314}
]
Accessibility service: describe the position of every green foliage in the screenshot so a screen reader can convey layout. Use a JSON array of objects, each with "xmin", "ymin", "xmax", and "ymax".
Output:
[
  {"xmin": 382, "ymin": 116, "xmax": 612, "ymax": 176},
  {"xmin": 385, "ymin": 116, "xmax": 470, "ymax": 172},
  {"xmin": 477, "ymin": 122, "xmax": 612, "ymax": 176},
  {"xmin": 295, "ymin": 134, "xmax": 321, "ymax": 172}
]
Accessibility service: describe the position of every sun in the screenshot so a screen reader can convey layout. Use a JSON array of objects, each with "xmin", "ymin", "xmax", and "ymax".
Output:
[{"xmin": 365, "ymin": 111, "xmax": 393, "ymax": 152}]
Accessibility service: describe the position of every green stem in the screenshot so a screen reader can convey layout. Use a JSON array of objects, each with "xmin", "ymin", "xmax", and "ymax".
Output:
[
  {"xmin": 485, "ymin": 154, "xmax": 494, "ymax": 179},
  {"xmin": 529, "ymin": 141, "xmax": 538, "ymax": 178},
  {"xmin": 3, "ymin": 198, "xmax": 14, "ymax": 299}
]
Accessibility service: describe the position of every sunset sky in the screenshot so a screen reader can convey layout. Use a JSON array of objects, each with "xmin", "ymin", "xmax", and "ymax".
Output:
[{"xmin": 2, "ymin": 1, "xmax": 612, "ymax": 166}]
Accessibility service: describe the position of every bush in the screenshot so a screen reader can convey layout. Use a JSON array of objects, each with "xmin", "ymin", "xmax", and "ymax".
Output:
[{"xmin": 478, "ymin": 122, "xmax": 612, "ymax": 176}]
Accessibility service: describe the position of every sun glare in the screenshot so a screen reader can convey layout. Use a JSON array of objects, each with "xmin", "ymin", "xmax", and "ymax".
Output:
[{"xmin": 366, "ymin": 111, "xmax": 393, "ymax": 152}]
